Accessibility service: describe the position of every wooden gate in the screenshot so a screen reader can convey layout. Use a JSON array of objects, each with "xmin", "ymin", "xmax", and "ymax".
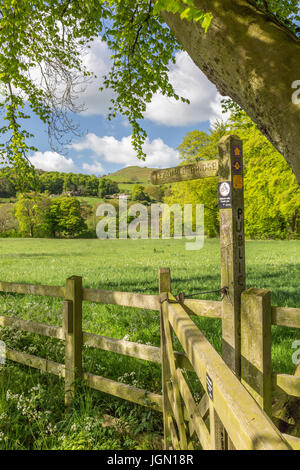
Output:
[{"xmin": 159, "ymin": 289, "xmax": 292, "ymax": 450}]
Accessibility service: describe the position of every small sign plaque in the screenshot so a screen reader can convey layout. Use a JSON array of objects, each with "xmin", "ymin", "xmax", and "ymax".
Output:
[
  {"xmin": 150, "ymin": 160, "xmax": 219, "ymax": 185},
  {"xmin": 206, "ymin": 372, "xmax": 213, "ymax": 400},
  {"xmin": 233, "ymin": 175, "xmax": 243, "ymax": 189},
  {"xmin": 233, "ymin": 160, "xmax": 242, "ymax": 173},
  {"xmin": 233, "ymin": 145, "xmax": 242, "ymax": 157},
  {"xmin": 218, "ymin": 181, "xmax": 232, "ymax": 209}
]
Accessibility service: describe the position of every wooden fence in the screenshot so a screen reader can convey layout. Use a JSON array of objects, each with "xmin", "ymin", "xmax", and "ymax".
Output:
[{"xmin": 0, "ymin": 271, "xmax": 299, "ymax": 450}]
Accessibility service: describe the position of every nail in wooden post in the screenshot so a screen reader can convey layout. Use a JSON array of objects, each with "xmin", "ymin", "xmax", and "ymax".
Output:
[
  {"xmin": 241, "ymin": 288, "xmax": 272, "ymax": 416},
  {"xmin": 64, "ymin": 276, "xmax": 83, "ymax": 406},
  {"xmin": 159, "ymin": 268, "xmax": 172, "ymax": 449},
  {"xmin": 218, "ymin": 135, "xmax": 246, "ymax": 377}
]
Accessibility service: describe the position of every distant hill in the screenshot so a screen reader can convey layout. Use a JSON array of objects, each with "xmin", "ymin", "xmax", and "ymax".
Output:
[{"xmin": 106, "ymin": 166, "xmax": 154, "ymax": 184}]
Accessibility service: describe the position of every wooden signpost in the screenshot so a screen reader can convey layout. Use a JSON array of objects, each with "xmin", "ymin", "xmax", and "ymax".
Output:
[
  {"xmin": 151, "ymin": 134, "xmax": 246, "ymax": 375},
  {"xmin": 218, "ymin": 135, "xmax": 246, "ymax": 377},
  {"xmin": 152, "ymin": 135, "xmax": 245, "ymax": 449}
]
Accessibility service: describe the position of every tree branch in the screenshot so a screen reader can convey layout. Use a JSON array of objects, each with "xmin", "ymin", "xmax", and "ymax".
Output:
[{"xmin": 162, "ymin": 0, "xmax": 300, "ymax": 184}]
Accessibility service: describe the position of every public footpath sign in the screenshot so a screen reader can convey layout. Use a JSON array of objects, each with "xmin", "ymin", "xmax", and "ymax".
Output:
[{"xmin": 150, "ymin": 135, "xmax": 246, "ymax": 377}]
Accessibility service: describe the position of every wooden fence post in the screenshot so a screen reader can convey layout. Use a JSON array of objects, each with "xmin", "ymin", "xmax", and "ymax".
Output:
[
  {"xmin": 241, "ymin": 288, "xmax": 272, "ymax": 416},
  {"xmin": 217, "ymin": 135, "xmax": 246, "ymax": 449},
  {"xmin": 64, "ymin": 276, "xmax": 83, "ymax": 406},
  {"xmin": 159, "ymin": 268, "xmax": 172, "ymax": 449}
]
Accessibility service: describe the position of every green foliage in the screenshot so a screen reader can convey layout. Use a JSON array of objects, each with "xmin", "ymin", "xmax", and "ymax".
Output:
[
  {"xmin": 168, "ymin": 115, "xmax": 300, "ymax": 239},
  {"xmin": 153, "ymin": 0, "xmax": 212, "ymax": 28},
  {"xmin": 0, "ymin": 0, "xmax": 107, "ymax": 183},
  {"xmin": 39, "ymin": 172, "xmax": 64, "ymax": 195},
  {"xmin": 0, "ymin": 0, "xmax": 213, "ymax": 177},
  {"xmin": 14, "ymin": 193, "xmax": 87, "ymax": 238},
  {"xmin": 177, "ymin": 121, "xmax": 228, "ymax": 163},
  {"xmin": 0, "ymin": 202, "xmax": 18, "ymax": 234},
  {"xmin": 144, "ymin": 185, "xmax": 164, "ymax": 202},
  {"xmin": 228, "ymin": 112, "xmax": 300, "ymax": 239},
  {"xmin": 1, "ymin": 0, "xmax": 299, "ymax": 182},
  {"xmin": 14, "ymin": 192, "xmax": 52, "ymax": 237},
  {"xmin": 131, "ymin": 184, "xmax": 150, "ymax": 202},
  {"xmin": 165, "ymin": 122, "xmax": 228, "ymax": 237},
  {"xmin": 253, "ymin": 0, "xmax": 300, "ymax": 31},
  {"xmin": 85, "ymin": 175, "xmax": 100, "ymax": 196},
  {"xmin": 0, "ymin": 168, "xmax": 101, "ymax": 197},
  {"xmin": 47, "ymin": 197, "xmax": 87, "ymax": 238},
  {"xmin": 98, "ymin": 178, "xmax": 119, "ymax": 197},
  {"xmin": 1, "ymin": 0, "xmax": 299, "ymax": 179},
  {"xmin": 0, "ymin": 171, "xmax": 16, "ymax": 198},
  {"xmin": 63, "ymin": 172, "xmax": 100, "ymax": 196}
]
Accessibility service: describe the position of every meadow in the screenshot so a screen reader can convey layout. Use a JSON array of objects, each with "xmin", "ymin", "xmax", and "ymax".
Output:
[{"xmin": 0, "ymin": 238, "xmax": 299, "ymax": 449}]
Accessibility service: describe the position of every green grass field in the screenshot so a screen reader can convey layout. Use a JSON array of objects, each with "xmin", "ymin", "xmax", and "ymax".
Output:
[{"xmin": 0, "ymin": 238, "xmax": 299, "ymax": 449}]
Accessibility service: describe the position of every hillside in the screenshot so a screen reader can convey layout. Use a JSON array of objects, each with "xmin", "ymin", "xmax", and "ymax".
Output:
[{"xmin": 107, "ymin": 166, "xmax": 154, "ymax": 184}]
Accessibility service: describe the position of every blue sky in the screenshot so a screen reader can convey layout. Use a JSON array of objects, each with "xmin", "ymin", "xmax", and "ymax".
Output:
[{"xmin": 7, "ymin": 38, "xmax": 227, "ymax": 176}]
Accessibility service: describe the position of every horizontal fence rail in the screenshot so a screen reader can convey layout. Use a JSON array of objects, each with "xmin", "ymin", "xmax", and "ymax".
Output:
[
  {"xmin": 0, "ymin": 281, "xmax": 65, "ymax": 298},
  {"xmin": 271, "ymin": 306, "xmax": 300, "ymax": 329},
  {"xmin": 0, "ymin": 315, "xmax": 64, "ymax": 340},
  {"xmin": 83, "ymin": 372, "xmax": 163, "ymax": 412},
  {"xmin": 82, "ymin": 331, "xmax": 192, "ymax": 370},
  {"xmin": 5, "ymin": 348, "xmax": 163, "ymax": 411},
  {"xmin": 1, "ymin": 280, "xmax": 300, "ymax": 328},
  {"xmin": 273, "ymin": 374, "xmax": 300, "ymax": 398},
  {"xmin": 1, "ymin": 280, "xmax": 299, "ymax": 327},
  {"xmin": 82, "ymin": 288, "xmax": 161, "ymax": 311},
  {"xmin": 6, "ymin": 349, "xmax": 65, "ymax": 377}
]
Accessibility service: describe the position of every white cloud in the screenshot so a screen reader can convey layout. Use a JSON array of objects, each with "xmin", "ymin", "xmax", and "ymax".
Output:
[
  {"xmin": 82, "ymin": 161, "xmax": 106, "ymax": 175},
  {"xmin": 72, "ymin": 41, "xmax": 226, "ymax": 126},
  {"xmin": 28, "ymin": 37, "xmax": 225, "ymax": 126},
  {"xmin": 145, "ymin": 51, "xmax": 224, "ymax": 126},
  {"xmin": 71, "ymin": 133, "xmax": 179, "ymax": 168},
  {"xmin": 78, "ymin": 38, "xmax": 115, "ymax": 116},
  {"xmin": 29, "ymin": 151, "xmax": 77, "ymax": 172}
]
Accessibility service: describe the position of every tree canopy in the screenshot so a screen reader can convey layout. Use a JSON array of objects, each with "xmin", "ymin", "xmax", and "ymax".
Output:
[
  {"xmin": 98, "ymin": 177, "xmax": 119, "ymax": 197},
  {"xmin": 165, "ymin": 114, "xmax": 300, "ymax": 239},
  {"xmin": 0, "ymin": 168, "xmax": 101, "ymax": 196},
  {"xmin": 1, "ymin": 1, "xmax": 300, "ymax": 184}
]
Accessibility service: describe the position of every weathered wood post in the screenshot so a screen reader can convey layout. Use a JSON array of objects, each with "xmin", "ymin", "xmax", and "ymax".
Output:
[
  {"xmin": 159, "ymin": 268, "xmax": 189, "ymax": 450},
  {"xmin": 159, "ymin": 268, "xmax": 172, "ymax": 449},
  {"xmin": 218, "ymin": 135, "xmax": 246, "ymax": 377},
  {"xmin": 64, "ymin": 276, "xmax": 83, "ymax": 406},
  {"xmin": 241, "ymin": 288, "xmax": 272, "ymax": 416}
]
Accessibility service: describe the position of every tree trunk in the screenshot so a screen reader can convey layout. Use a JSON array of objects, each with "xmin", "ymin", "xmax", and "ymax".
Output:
[{"xmin": 162, "ymin": 0, "xmax": 300, "ymax": 184}]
